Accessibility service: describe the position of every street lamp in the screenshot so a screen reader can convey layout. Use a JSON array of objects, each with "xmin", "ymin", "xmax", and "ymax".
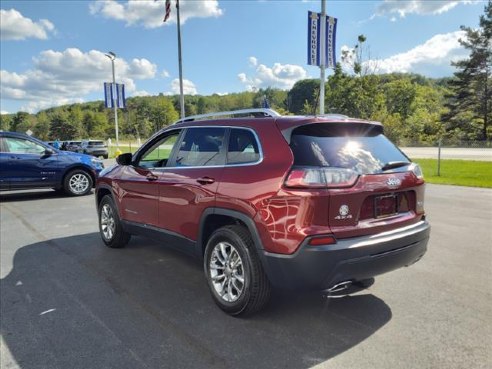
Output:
[{"xmin": 105, "ymin": 51, "xmax": 119, "ymax": 151}]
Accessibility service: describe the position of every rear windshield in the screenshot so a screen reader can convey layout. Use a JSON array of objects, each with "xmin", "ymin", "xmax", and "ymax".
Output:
[{"xmin": 290, "ymin": 124, "xmax": 409, "ymax": 174}]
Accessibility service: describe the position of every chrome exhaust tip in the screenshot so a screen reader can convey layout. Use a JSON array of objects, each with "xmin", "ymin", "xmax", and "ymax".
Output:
[{"xmin": 325, "ymin": 280, "xmax": 352, "ymax": 294}]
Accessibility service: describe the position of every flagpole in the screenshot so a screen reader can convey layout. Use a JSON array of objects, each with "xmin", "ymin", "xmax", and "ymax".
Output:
[
  {"xmin": 176, "ymin": 0, "xmax": 185, "ymax": 119},
  {"xmin": 319, "ymin": 0, "xmax": 326, "ymax": 115}
]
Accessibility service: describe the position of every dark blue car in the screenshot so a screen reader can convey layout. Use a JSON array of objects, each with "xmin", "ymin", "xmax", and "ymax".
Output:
[{"xmin": 0, "ymin": 132, "xmax": 104, "ymax": 196}]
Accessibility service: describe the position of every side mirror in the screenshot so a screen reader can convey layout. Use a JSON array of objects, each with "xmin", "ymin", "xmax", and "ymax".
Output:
[
  {"xmin": 116, "ymin": 152, "xmax": 133, "ymax": 166},
  {"xmin": 44, "ymin": 148, "xmax": 55, "ymax": 156}
]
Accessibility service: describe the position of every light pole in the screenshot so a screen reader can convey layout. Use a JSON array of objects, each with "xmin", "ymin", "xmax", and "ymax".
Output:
[{"xmin": 105, "ymin": 51, "xmax": 119, "ymax": 151}]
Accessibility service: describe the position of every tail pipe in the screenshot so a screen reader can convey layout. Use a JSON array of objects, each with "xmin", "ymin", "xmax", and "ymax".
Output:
[{"xmin": 323, "ymin": 280, "xmax": 352, "ymax": 298}]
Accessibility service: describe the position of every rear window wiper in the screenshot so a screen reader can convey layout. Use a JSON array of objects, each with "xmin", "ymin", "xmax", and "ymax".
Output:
[{"xmin": 381, "ymin": 161, "xmax": 411, "ymax": 171}]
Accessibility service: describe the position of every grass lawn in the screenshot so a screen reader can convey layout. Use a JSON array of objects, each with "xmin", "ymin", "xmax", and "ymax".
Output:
[
  {"xmin": 414, "ymin": 159, "xmax": 492, "ymax": 188},
  {"xmin": 108, "ymin": 144, "xmax": 140, "ymax": 157}
]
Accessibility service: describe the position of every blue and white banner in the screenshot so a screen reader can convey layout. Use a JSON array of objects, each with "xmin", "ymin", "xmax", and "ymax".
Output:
[
  {"xmin": 116, "ymin": 83, "xmax": 126, "ymax": 108},
  {"xmin": 307, "ymin": 12, "xmax": 338, "ymax": 69},
  {"xmin": 104, "ymin": 82, "xmax": 113, "ymax": 108},
  {"xmin": 104, "ymin": 82, "xmax": 126, "ymax": 109},
  {"xmin": 325, "ymin": 16, "xmax": 338, "ymax": 69},
  {"xmin": 307, "ymin": 11, "xmax": 321, "ymax": 66}
]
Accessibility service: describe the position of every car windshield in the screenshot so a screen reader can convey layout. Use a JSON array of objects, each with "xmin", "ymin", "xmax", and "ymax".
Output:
[{"xmin": 290, "ymin": 123, "xmax": 409, "ymax": 175}]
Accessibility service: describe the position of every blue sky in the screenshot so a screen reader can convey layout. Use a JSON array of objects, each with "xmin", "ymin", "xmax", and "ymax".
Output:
[{"xmin": 0, "ymin": 0, "xmax": 487, "ymax": 114}]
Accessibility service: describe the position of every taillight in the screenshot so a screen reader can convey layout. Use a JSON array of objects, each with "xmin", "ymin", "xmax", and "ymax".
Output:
[
  {"xmin": 285, "ymin": 167, "xmax": 358, "ymax": 189},
  {"xmin": 409, "ymin": 163, "xmax": 424, "ymax": 179}
]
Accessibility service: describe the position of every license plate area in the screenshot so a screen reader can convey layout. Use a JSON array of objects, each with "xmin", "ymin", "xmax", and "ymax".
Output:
[{"xmin": 374, "ymin": 194, "xmax": 398, "ymax": 218}]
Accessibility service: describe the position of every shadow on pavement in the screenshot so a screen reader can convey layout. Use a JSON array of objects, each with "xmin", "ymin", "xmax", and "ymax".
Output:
[
  {"xmin": 1, "ymin": 233, "xmax": 392, "ymax": 369},
  {"xmin": 0, "ymin": 189, "xmax": 95, "ymax": 203}
]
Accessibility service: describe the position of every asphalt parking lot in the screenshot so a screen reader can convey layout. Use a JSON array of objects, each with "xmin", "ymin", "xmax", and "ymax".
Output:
[{"xmin": 1, "ymin": 184, "xmax": 491, "ymax": 369}]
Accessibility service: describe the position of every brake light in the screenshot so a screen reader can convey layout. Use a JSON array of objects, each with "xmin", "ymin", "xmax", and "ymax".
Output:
[{"xmin": 285, "ymin": 167, "xmax": 358, "ymax": 188}]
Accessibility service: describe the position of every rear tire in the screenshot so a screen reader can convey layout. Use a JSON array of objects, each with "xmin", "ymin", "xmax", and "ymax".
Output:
[
  {"xmin": 204, "ymin": 225, "xmax": 271, "ymax": 316},
  {"xmin": 63, "ymin": 169, "xmax": 92, "ymax": 196},
  {"xmin": 98, "ymin": 195, "xmax": 130, "ymax": 248}
]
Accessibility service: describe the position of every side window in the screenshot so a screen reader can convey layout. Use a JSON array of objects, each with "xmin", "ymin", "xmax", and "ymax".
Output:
[
  {"xmin": 227, "ymin": 129, "xmax": 260, "ymax": 165},
  {"xmin": 175, "ymin": 127, "xmax": 226, "ymax": 167},
  {"xmin": 5, "ymin": 137, "xmax": 46, "ymax": 155},
  {"xmin": 137, "ymin": 131, "xmax": 181, "ymax": 168}
]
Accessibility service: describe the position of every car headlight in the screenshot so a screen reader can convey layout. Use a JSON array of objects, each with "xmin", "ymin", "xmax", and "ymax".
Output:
[{"xmin": 91, "ymin": 157, "xmax": 104, "ymax": 167}]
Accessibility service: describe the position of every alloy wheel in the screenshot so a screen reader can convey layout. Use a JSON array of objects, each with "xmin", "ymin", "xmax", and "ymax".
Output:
[
  {"xmin": 69, "ymin": 173, "xmax": 90, "ymax": 194},
  {"xmin": 100, "ymin": 204, "xmax": 116, "ymax": 241},
  {"xmin": 209, "ymin": 242, "xmax": 245, "ymax": 302}
]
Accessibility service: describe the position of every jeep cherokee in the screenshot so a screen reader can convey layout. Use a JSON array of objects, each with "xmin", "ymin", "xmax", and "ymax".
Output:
[{"xmin": 95, "ymin": 109, "xmax": 430, "ymax": 316}]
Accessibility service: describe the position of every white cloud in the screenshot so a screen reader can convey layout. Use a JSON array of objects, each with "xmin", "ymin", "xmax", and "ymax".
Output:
[
  {"xmin": 0, "ymin": 8, "xmax": 55, "ymax": 40},
  {"xmin": 171, "ymin": 78, "xmax": 197, "ymax": 95},
  {"xmin": 161, "ymin": 69, "xmax": 170, "ymax": 78},
  {"xmin": 375, "ymin": 0, "xmax": 477, "ymax": 19},
  {"xmin": 238, "ymin": 58, "xmax": 308, "ymax": 91},
  {"xmin": 248, "ymin": 56, "xmax": 258, "ymax": 67},
  {"xmin": 89, "ymin": 0, "xmax": 223, "ymax": 28},
  {"xmin": 21, "ymin": 98, "xmax": 85, "ymax": 114},
  {"xmin": 1, "ymin": 48, "xmax": 157, "ymax": 113},
  {"xmin": 132, "ymin": 90, "xmax": 151, "ymax": 97},
  {"xmin": 1, "ymin": 110, "xmax": 10, "ymax": 115},
  {"xmin": 361, "ymin": 31, "xmax": 468, "ymax": 74}
]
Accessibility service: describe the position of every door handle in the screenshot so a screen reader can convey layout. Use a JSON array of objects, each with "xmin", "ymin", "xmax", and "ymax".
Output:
[
  {"xmin": 197, "ymin": 177, "xmax": 215, "ymax": 185},
  {"xmin": 146, "ymin": 173, "xmax": 158, "ymax": 181}
]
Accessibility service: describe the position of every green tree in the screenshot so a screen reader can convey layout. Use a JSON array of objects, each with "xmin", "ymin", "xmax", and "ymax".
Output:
[
  {"xmin": 444, "ymin": 0, "xmax": 492, "ymax": 140},
  {"xmin": 11, "ymin": 112, "xmax": 33, "ymax": 133},
  {"xmin": 33, "ymin": 111, "xmax": 50, "ymax": 140},
  {"xmin": 288, "ymin": 79, "xmax": 320, "ymax": 114},
  {"xmin": 68, "ymin": 105, "xmax": 85, "ymax": 137},
  {"xmin": 50, "ymin": 111, "xmax": 77, "ymax": 140},
  {"xmin": 151, "ymin": 96, "xmax": 179, "ymax": 131},
  {"xmin": 0, "ymin": 114, "xmax": 12, "ymax": 131}
]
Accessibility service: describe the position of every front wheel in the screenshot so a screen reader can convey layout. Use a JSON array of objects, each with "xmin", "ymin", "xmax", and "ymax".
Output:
[
  {"xmin": 63, "ymin": 169, "xmax": 92, "ymax": 196},
  {"xmin": 204, "ymin": 225, "xmax": 271, "ymax": 316},
  {"xmin": 98, "ymin": 195, "xmax": 130, "ymax": 248}
]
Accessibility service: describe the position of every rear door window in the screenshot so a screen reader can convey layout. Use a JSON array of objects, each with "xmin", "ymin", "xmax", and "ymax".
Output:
[
  {"xmin": 290, "ymin": 124, "xmax": 409, "ymax": 174},
  {"xmin": 227, "ymin": 128, "xmax": 260, "ymax": 165},
  {"xmin": 174, "ymin": 127, "xmax": 226, "ymax": 167}
]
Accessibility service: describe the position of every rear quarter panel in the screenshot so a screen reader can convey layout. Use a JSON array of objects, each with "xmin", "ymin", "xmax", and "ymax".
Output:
[{"xmin": 216, "ymin": 122, "xmax": 294, "ymax": 253}]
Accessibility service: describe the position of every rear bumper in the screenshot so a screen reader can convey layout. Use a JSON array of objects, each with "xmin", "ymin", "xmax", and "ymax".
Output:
[{"xmin": 260, "ymin": 220, "xmax": 430, "ymax": 290}]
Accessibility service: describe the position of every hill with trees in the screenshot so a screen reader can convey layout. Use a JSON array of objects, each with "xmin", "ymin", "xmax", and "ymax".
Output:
[{"xmin": 1, "ymin": 1, "xmax": 490, "ymax": 146}]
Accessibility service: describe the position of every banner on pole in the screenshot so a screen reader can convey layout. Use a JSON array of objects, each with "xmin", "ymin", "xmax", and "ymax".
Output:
[
  {"xmin": 325, "ymin": 16, "xmax": 338, "ymax": 69},
  {"xmin": 307, "ymin": 11, "xmax": 337, "ymax": 69},
  {"xmin": 104, "ymin": 82, "xmax": 113, "ymax": 108},
  {"xmin": 116, "ymin": 83, "xmax": 126, "ymax": 109},
  {"xmin": 307, "ymin": 11, "xmax": 321, "ymax": 66},
  {"xmin": 104, "ymin": 82, "xmax": 126, "ymax": 109}
]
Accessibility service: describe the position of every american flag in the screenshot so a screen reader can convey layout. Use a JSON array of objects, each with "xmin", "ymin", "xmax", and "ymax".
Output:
[
  {"xmin": 163, "ymin": 0, "xmax": 171, "ymax": 22},
  {"xmin": 155, "ymin": 0, "xmax": 171, "ymax": 22}
]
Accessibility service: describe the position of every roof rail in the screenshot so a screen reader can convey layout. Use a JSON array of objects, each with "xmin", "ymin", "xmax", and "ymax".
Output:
[{"xmin": 173, "ymin": 108, "xmax": 281, "ymax": 124}]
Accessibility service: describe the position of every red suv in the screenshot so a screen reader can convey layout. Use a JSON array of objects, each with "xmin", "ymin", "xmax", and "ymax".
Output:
[{"xmin": 95, "ymin": 109, "xmax": 430, "ymax": 316}]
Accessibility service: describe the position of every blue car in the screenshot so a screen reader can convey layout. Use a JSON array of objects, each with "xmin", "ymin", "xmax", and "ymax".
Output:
[{"xmin": 0, "ymin": 132, "xmax": 104, "ymax": 196}]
